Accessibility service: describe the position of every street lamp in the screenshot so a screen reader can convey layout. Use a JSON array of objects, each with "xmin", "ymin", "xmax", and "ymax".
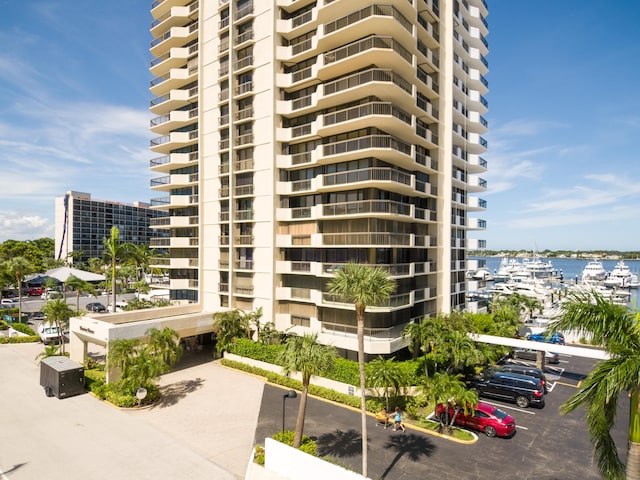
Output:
[
  {"xmin": 282, "ymin": 389, "xmax": 297, "ymax": 433},
  {"xmin": 136, "ymin": 386, "xmax": 148, "ymax": 407}
]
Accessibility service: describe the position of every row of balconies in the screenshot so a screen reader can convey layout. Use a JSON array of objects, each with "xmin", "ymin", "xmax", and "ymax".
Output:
[
  {"xmin": 277, "ymin": 133, "xmax": 427, "ymax": 172},
  {"xmin": 274, "ymin": 286, "xmax": 428, "ymax": 311},
  {"xmin": 275, "ymin": 230, "xmax": 437, "ymax": 248},
  {"xmin": 275, "ymin": 260, "xmax": 435, "ymax": 278},
  {"xmin": 275, "ymin": 166, "xmax": 428, "ymax": 197}
]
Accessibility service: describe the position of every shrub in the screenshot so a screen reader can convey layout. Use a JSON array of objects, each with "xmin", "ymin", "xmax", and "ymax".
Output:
[
  {"xmin": 272, "ymin": 430, "xmax": 318, "ymax": 457},
  {"xmin": 253, "ymin": 444, "xmax": 265, "ymax": 465},
  {"xmin": 0, "ymin": 320, "xmax": 8, "ymax": 331},
  {"xmin": 10, "ymin": 323, "xmax": 36, "ymax": 335},
  {"xmin": 0, "ymin": 335, "xmax": 40, "ymax": 344},
  {"xmin": 92, "ymin": 381, "xmax": 159, "ymax": 408},
  {"xmin": 84, "ymin": 369, "xmax": 106, "ymax": 392}
]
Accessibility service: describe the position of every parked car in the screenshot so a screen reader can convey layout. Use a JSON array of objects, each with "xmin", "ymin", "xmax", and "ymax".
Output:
[
  {"xmin": 489, "ymin": 364, "xmax": 549, "ymax": 393},
  {"xmin": 41, "ymin": 290, "xmax": 63, "ymax": 300},
  {"xmin": 107, "ymin": 301, "xmax": 128, "ymax": 313},
  {"xmin": 38, "ymin": 322, "xmax": 63, "ymax": 344},
  {"xmin": 436, "ymin": 401, "xmax": 516, "ymax": 437},
  {"xmin": 511, "ymin": 348, "xmax": 560, "ymax": 364},
  {"xmin": 86, "ymin": 302, "xmax": 106, "ymax": 313},
  {"xmin": 466, "ymin": 371, "xmax": 545, "ymax": 408},
  {"xmin": 1, "ymin": 298, "xmax": 18, "ymax": 306},
  {"xmin": 527, "ymin": 331, "xmax": 565, "ymax": 345},
  {"xmin": 27, "ymin": 287, "xmax": 43, "ymax": 296}
]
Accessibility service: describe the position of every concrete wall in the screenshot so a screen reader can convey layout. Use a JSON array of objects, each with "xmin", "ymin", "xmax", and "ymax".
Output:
[{"xmin": 264, "ymin": 438, "xmax": 368, "ymax": 480}]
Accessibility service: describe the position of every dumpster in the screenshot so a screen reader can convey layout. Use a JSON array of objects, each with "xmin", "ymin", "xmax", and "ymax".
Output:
[{"xmin": 40, "ymin": 356, "xmax": 85, "ymax": 399}]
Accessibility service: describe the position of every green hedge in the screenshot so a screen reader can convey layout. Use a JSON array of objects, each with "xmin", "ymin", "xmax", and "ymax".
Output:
[
  {"xmin": 226, "ymin": 338, "xmax": 425, "ymax": 387},
  {"xmin": 9, "ymin": 323, "xmax": 36, "ymax": 336},
  {"xmin": 0, "ymin": 335, "xmax": 40, "ymax": 344}
]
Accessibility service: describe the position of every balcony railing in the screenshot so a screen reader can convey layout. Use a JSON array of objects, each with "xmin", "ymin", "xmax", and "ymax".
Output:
[
  {"xmin": 323, "ymin": 36, "xmax": 412, "ymax": 66},
  {"xmin": 322, "ymin": 167, "xmax": 411, "ymax": 188},
  {"xmin": 323, "ymin": 101, "xmax": 411, "ymax": 127},
  {"xmin": 322, "ymin": 199, "xmax": 411, "ymax": 217},
  {"xmin": 324, "ymin": 4, "xmax": 412, "ymax": 35},
  {"xmin": 322, "ymin": 233, "xmax": 411, "ymax": 246},
  {"xmin": 324, "ymin": 68, "xmax": 412, "ymax": 96},
  {"xmin": 323, "ymin": 134, "xmax": 412, "ymax": 157}
]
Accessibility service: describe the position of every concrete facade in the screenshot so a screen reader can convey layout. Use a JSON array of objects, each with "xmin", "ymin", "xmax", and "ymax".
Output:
[{"xmin": 147, "ymin": 0, "xmax": 489, "ymax": 357}]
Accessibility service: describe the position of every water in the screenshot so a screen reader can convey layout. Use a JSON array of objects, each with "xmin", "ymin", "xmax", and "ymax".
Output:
[{"xmin": 471, "ymin": 256, "xmax": 640, "ymax": 306}]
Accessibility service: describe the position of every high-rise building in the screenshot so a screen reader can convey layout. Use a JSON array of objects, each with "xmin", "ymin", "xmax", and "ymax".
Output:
[
  {"xmin": 54, "ymin": 191, "xmax": 168, "ymax": 264},
  {"xmin": 148, "ymin": 0, "xmax": 488, "ymax": 357}
]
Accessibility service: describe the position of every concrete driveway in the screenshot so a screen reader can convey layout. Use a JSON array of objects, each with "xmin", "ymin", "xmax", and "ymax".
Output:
[{"xmin": 0, "ymin": 343, "xmax": 265, "ymax": 480}]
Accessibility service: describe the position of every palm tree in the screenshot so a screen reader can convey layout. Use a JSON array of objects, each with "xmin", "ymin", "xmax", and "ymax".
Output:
[
  {"xmin": 107, "ymin": 338, "xmax": 142, "ymax": 383},
  {"xmin": 102, "ymin": 226, "xmax": 135, "ymax": 312},
  {"xmin": 444, "ymin": 329, "xmax": 484, "ymax": 374},
  {"xmin": 41, "ymin": 298, "xmax": 73, "ymax": 355},
  {"xmin": 366, "ymin": 356, "xmax": 406, "ymax": 411},
  {"xmin": 146, "ymin": 327, "xmax": 183, "ymax": 367},
  {"xmin": 327, "ymin": 262, "xmax": 396, "ymax": 478},
  {"xmin": 424, "ymin": 372, "xmax": 479, "ymax": 434},
  {"xmin": 553, "ymin": 291, "xmax": 640, "ymax": 480},
  {"xmin": 278, "ymin": 333, "xmax": 336, "ymax": 448},
  {"xmin": 2, "ymin": 256, "xmax": 34, "ymax": 325},
  {"xmin": 212, "ymin": 310, "xmax": 249, "ymax": 353},
  {"xmin": 65, "ymin": 274, "xmax": 96, "ymax": 313},
  {"xmin": 403, "ymin": 315, "xmax": 449, "ymax": 377}
]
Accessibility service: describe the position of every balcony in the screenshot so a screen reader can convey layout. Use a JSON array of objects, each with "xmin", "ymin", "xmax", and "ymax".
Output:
[
  {"xmin": 322, "ymin": 199, "xmax": 412, "ymax": 220},
  {"xmin": 320, "ymin": 36, "xmax": 414, "ymax": 80},
  {"xmin": 150, "ymin": 85, "xmax": 198, "ymax": 115},
  {"xmin": 150, "ymin": 129, "xmax": 198, "ymax": 154},
  {"xmin": 150, "ymin": 21, "xmax": 199, "ymax": 57},
  {"xmin": 277, "ymin": 6, "xmax": 317, "ymax": 36},
  {"xmin": 149, "ymin": 151, "xmax": 198, "ymax": 173},
  {"xmin": 150, "ymin": 44, "xmax": 198, "ymax": 77},
  {"xmin": 149, "ymin": 66, "xmax": 198, "ymax": 96},
  {"xmin": 150, "ymin": 107, "xmax": 198, "ymax": 134},
  {"xmin": 322, "ymin": 134, "xmax": 413, "ymax": 166}
]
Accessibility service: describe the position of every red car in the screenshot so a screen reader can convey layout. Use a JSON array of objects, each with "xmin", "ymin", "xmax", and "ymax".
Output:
[
  {"xmin": 27, "ymin": 287, "xmax": 43, "ymax": 296},
  {"xmin": 436, "ymin": 401, "xmax": 516, "ymax": 437}
]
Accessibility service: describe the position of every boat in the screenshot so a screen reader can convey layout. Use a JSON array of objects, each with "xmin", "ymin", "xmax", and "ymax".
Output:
[
  {"xmin": 467, "ymin": 267, "xmax": 494, "ymax": 281},
  {"xmin": 604, "ymin": 260, "xmax": 635, "ymax": 288},
  {"xmin": 522, "ymin": 256, "xmax": 555, "ymax": 279},
  {"xmin": 581, "ymin": 260, "xmax": 607, "ymax": 283}
]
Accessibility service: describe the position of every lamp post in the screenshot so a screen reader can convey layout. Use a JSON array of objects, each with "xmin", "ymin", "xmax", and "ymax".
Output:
[
  {"xmin": 136, "ymin": 386, "xmax": 148, "ymax": 407},
  {"xmin": 282, "ymin": 389, "xmax": 297, "ymax": 433}
]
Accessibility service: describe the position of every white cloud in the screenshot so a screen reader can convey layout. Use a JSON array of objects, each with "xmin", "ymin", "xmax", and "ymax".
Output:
[{"xmin": 0, "ymin": 211, "xmax": 53, "ymax": 241}]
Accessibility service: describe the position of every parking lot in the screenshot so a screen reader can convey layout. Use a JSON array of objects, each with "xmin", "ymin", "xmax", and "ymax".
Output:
[{"xmin": 255, "ymin": 351, "xmax": 630, "ymax": 480}]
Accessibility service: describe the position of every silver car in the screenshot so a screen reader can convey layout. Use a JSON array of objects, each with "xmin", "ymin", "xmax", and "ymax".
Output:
[{"xmin": 511, "ymin": 348, "xmax": 559, "ymax": 364}]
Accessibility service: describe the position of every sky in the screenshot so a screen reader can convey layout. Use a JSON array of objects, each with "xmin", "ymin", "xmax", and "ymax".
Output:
[{"xmin": 0, "ymin": 1, "xmax": 639, "ymax": 251}]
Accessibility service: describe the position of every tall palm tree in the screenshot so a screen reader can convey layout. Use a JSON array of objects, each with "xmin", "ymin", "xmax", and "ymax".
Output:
[
  {"xmin": 41, "ymin": 298, "xmax": 73, "ymax": 355},
  {"xmin": 278, "ymin": 333, "xmax": 336, "ymax": 448},
  {"xmin": 444, "ymin": 329, "xmax": 484, "ymax": 374},
  {"xmin": 403, "ymin": 315, "xmax": 449, "ymax": 377},
  {"xmin": 102, "ymin": 227, "xmax": 135, "ymax": 311},
  {"xmin": 65, "ymin": 274, "xmax": 96, "ymax": 313},
  {"xmin": 2, "ymin": 256, "xmax": 34, "ymax": 325},
  {"xmin": 553, "ymin": 291, "xmax": 640, "ymax": 480},
  {"xmin": 327, "ymin": 262, "xmax": 396, "ymax": 478}
]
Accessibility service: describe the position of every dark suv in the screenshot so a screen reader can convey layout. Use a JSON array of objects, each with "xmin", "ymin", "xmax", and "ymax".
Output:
[
  {"xmin": 467, "ymin": 371, "xmax": 545, "ymax": 408},
  {"xmin": 490, "ymin": 364, "xmax": 549, "ymax": 393}
]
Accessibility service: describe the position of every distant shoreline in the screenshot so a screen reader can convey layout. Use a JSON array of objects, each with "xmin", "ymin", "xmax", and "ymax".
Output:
[{"xmin": 469, "ymin": 251, "xmax": 640, "ymax": 260}]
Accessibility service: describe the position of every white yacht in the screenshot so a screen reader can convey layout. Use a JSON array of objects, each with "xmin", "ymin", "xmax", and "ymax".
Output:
[
  {"xmin": 581, "ymin": 260, "xmax": 607, "ymax": 283},
  {"xmin": 604, "ymin": 260, "xmax": 635, "ymax": 288},
  {"xmin": 522, "ymin": 256, "xmax": 555, "ymax": 279}
]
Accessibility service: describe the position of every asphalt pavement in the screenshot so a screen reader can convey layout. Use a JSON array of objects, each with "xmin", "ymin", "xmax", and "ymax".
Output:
[{"xmin": 254, "ymin": 354, "xmax": 629, "ymax": 480}]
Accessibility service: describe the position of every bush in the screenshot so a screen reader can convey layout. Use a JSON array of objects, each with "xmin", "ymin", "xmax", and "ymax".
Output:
[
  {"xmin": 228, "ymin": 338, "xmax": 285, "ymax": 364},
  {"xmin": 0, "ymin": 320, "xmax": 8, "ymax": 330},
  {"xmin": 10, "ymin": 323, "xmax": 36, "ymax": 335},
  {"xmin": 253, "ymin": 444, "xmax": 265, "ymax": 465},
  {"xmin": 92, "ymin": 381, "xmax": 159, "ymax": 408},
  {"xmin": 0, "ymin": 335, "xmax": 40, "ymax": 344},
  {"xmin": 84, "ymin": 369, "xmax": 106, "ymax": 392},
  {"xmin": 272, "ymin": 430, "xmax": 318, "ymax": 457}
]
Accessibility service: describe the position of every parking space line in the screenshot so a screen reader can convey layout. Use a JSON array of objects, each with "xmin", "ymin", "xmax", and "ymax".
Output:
[
  {"xmin": 480, "ymin": 400, "xmax": 536, "ymax": 415},
  {"xmin": 554, "ymin": 380, "xmax": 581, "ymax": 388},
  {"xmin": 515, "ymin": 425, "xmax": 529, "ymax": 430}
]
